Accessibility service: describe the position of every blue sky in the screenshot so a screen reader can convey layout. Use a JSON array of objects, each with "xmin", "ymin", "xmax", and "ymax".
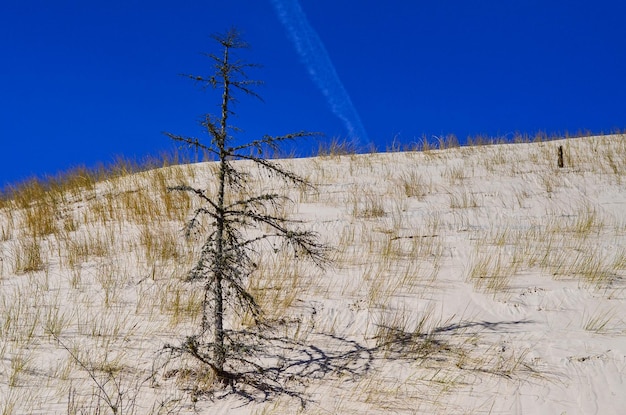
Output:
[{"xmin": 2, "ymin": 0, "xmax": 625, "ymax": 188}]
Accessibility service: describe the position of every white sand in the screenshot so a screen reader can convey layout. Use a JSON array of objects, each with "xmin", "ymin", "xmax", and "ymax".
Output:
[{"xmin": 1, "ymin": 135, "xmax": 625, "ymax": 414}]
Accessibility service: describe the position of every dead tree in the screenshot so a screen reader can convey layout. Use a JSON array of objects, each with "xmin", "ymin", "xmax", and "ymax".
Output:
[{"xmin": 164, "ymin": 29, "xmax": 328, "ymax": 383}]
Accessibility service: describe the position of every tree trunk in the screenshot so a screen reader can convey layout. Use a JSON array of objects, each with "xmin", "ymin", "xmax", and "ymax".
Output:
[
  {"xmin": 213, "ymin": 156, "xmax": 226, "ymax": 372},
  {"xmin": 212, "ymin": 44, "xmax": 231, "ymax": 374}
]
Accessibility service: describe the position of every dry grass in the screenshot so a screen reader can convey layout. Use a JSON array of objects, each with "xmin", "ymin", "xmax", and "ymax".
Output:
[
  {"xmin": 398, "ymin": 169, "xmax": 431, "ymax": 199},
  {"xmin": 0, "ymin": 134, "xmax": 624, "ymax": 413},
  {"xmin": 317, "ymin": 137, "xmax": 359, "ymax": 157},
  {"xmin": 351, "ymin": 190, "xmax": 386, "ymax": 219},
  {"xmin": 11, "ymin": 237, "xmax": 46, "ymax": 274},
  {"xmin": 467, "ymin": 248, "xmax": 517, "ymax": 294},
  {"xmin": 582, "ymin": 307, "xmax": 622, "ymax": 334}
]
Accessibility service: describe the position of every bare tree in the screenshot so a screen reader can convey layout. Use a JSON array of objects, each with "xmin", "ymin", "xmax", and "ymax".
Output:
[{"xmin": 164, "ymin": 29, "xmax": 328, "ymax": 384}]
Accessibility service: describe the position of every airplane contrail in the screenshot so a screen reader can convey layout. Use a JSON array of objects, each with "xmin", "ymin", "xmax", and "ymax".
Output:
[{"xmin": 270, "ymin": 0, "xmax": 369, "ymax": 145}]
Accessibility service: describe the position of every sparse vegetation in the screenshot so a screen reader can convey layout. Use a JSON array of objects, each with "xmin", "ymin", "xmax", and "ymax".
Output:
[{"xmin": 0, "ymin": 116, "xmax": 624, "ymax": 414}]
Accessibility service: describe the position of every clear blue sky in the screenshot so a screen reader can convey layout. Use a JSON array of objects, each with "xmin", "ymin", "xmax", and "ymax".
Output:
[{"xmin": 2, "ymin": 0, "xmax": 625, "ymax": 188}]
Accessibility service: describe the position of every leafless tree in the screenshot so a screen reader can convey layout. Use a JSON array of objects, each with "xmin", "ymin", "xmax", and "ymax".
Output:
[{"xmin": 164, "ymin": 28, "xmax": 328, "ymax": 384}]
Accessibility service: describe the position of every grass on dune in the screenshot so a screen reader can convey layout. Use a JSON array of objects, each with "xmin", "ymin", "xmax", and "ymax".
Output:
[{"xmin": 0, "ymin": 132, "xmax": 625, "ymax": 413}]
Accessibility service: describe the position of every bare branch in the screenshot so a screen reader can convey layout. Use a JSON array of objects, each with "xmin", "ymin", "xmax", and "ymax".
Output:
[
  {"xmin": 164, "ymin": 132, "xmax": 212, "ymax": 152},
  {"xmin": 238, "ymin": 155, "xmax": 311, "ymax": 187},
  {"xmin": 232, "ymin": 131, "xmax": 321, "ymax": 155},
  {"xmin": 164, "ymin": 28, "xmax": 330, "ymax": 394}
]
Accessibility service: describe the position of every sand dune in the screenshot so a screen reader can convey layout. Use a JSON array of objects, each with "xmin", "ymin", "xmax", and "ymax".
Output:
[{"xmin": 1, "ymin": 135, "xmax": 624, "ymax": 414}]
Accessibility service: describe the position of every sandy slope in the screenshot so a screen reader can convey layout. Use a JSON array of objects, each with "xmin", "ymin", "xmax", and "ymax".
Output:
[{"xmin": 1, "ymin": 135, "xmax": 625, "ymax": 414}]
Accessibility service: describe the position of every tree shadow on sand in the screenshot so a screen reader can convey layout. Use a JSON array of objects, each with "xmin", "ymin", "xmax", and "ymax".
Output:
[
  {"xmin": 160, "ymin": 318, "xmax": 537, "ymax": 408},
  {"xmin": 375, "ymin": 319, "xmax": 539, "ymax": 379},
  {"xmin": 161, "ymin": 324, "xmax": 374, "ymax": 408}
]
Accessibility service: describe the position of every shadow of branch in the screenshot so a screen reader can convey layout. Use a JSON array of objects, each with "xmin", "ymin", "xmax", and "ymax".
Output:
[{"xmin": 161, "ymin": 318, "xmax": 538, "ymax": 408}]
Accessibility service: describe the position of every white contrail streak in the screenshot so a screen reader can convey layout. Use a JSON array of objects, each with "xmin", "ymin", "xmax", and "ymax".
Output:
[{"xmin": 270, "ymin": 0, "xmax": 369, "ymax": 145}]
